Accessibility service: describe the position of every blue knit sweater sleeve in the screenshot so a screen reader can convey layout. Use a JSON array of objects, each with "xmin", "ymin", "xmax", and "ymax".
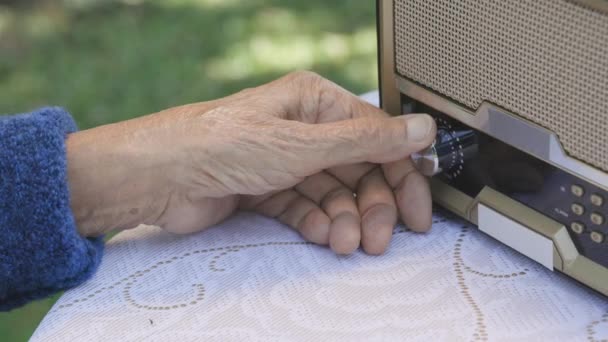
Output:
[{"xmin": 0, "ymin": 107, "xmax": 104, "ymax": 311}]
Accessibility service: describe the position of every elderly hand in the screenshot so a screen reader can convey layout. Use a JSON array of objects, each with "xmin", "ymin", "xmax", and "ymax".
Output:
[{"xmin": 67, "ymin": 71, "xmax": 436, "ymax": 255}]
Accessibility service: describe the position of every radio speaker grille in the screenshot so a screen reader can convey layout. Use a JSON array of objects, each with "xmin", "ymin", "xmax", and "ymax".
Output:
[{"xmin": 395, "ymin": 0, "xmax": 608, "ymax": 171}]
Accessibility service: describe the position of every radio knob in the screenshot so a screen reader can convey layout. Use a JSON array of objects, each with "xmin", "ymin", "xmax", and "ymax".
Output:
[{"xmin": 411, "ymin": 119, "xmax": 478, "ymax": 177}]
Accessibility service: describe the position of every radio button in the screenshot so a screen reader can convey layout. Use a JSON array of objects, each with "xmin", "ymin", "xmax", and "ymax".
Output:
[
  {"xmin": 571, "ymin": 203, "xmax": 585, "ymax": 216},
  {"xmin": 591, "ymin": 212, "xmax": 605, "ymax": 225},
  {"xmin": 590, "ymin": 231, "xmax": 605, "ymax": 244},
  {"xmin": 571, "ymin": 185, "xmax": 585, "ymax": 197},
  {"xmin": 570, "ymin": 222, "xmax": 585, "ymax": 234},
  {"xmin": 591, "ymin": 194, "xmax": 604, "ymax": 207}
]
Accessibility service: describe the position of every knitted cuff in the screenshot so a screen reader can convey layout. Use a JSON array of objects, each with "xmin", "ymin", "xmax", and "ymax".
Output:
[{"xmin": 0, "ymin": 107, "xmax": 104, "ymax": 311}]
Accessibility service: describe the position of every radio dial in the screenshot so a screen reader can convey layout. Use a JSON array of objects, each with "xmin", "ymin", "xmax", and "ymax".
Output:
[{"xmin": 411, "ymin": 118, "xmax": 478, "ymax": 178}]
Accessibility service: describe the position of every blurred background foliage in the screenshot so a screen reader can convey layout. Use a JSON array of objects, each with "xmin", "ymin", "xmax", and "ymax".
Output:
[{"xmin": 0, "ymin": 0, "xmax": 378, "ymax": 340}]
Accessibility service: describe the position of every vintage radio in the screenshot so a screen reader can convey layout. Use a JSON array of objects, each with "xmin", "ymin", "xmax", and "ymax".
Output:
[{"xmin": 376, "ymin": 0, "xmax": 608, "ymax": 295}]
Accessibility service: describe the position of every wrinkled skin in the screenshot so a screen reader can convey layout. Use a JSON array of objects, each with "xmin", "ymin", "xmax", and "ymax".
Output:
[{"xmin": 67, "ymin": 71, "xmax": 436, "ymax": 255}]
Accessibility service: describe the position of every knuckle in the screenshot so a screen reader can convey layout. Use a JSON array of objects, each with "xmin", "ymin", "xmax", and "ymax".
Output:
[
  {"xmin": 288, "ymin": 70, "xmax": 331, "ymax": 93},
  {"xmin": 361, "ymin": 203, "xmax": 396, "ymax": 224},
  {"xmin": 290, "ymin": 70, "xmax": 323, "ymax": 83},
  {"xmin": 280, "ymin": 71, "xmax": 327, "ymax": 118},
  {"xmin": 320, "ymin": 186, "xmax": 355, "ymax": 209}
]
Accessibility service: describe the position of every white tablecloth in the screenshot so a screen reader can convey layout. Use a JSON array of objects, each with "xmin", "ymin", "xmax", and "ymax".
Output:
[{"xmin": 31, "ymin": 210, "xmax": 608, "ymax": 341}]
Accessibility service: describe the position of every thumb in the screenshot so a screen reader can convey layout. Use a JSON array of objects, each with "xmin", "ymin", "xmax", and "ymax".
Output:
[{"xmin": 300, "ymin": 113, "xmax": 436, "ymax": 169}]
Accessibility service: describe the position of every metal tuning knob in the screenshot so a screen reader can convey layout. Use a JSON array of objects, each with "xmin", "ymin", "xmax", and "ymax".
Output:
[{"xmin": 411, "ymin": 117, "xmax": 478, "ymax": 178}]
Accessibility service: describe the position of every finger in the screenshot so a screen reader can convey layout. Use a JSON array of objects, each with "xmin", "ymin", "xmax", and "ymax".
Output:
[
  {"xmin": 326, "ymin": 162, "xmax": 376, "ymax": 190},
  {"xmin": 329, "ymin": 213, "xmax": 361, "ymax": 256},
  {"xmin": 292, "ymin": 113, "xmax": 436, "ymax": 173},
  {"xmin": 356, "ymin": 168, "xmax": 398, "ymax": 255},
  {"xmin": 381, "ymin": 158, "xmax": 417, "ymax": 187},
  {"xmin": 244, "ymin": 190, "xmax": 299, "ymax": 217},
  {"xmin": 247, "ymin": 189, "xmax": 331, "ymax": 245},
  {"xmin": 238, "ymin": 190, "xmax": 281, "ymax": 211},
  {"xmin": 382, "ymin": 159, "xmax": 433, "ymax": 232},
  {"xmin": 295, "ymin": 172, "xmax": 361, "ymax": 255}
]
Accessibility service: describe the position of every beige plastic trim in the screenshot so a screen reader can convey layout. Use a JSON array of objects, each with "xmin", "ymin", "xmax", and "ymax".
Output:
[
  {"xmin": 429, "ymin": 178, "xmax": 473, "ymax": 220},
  {"xmin": 430, "ymin": 179, "xmax": 608, "ymax": 296},
  {"xmin": 377, "ymin": 0, "xmax": 401, "ymax": 116},
  {"xmin": 478, "ymin": 204, "xmax": 555, "ymax": 269}
]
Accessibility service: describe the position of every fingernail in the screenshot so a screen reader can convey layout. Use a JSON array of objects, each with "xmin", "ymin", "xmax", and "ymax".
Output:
[{"xmin": 406, "ymin": 114, "xmax": 433, "ymax": 142}]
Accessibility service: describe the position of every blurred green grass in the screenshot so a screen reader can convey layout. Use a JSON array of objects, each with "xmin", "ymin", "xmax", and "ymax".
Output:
[{"xmin": 0, "ymin": 0, "xmax": 378, "ymax": 340}]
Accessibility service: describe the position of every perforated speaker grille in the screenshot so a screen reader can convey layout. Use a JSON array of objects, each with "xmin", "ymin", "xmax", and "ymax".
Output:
[{"xmin": 395, "ymin": 0, "xmax": 608, "ymax": 171}]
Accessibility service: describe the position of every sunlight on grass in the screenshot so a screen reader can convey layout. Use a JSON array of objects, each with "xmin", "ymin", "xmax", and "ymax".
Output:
[
  {"xmin": 163, "ymin": 0, "xmax": 243, "ymax": 8},
  {"xmin": 0, "ymin": 8, "xmax": 13, "ymax": 36},
  {"xmin": 25, "ymin": 10, "xmax": 68, "ymax": 39},
  {"xmin": 64, "ymin": 0, "xmax": 146, "ymax": 8},
  {"xmin": 0, "ymin": 4, "xmax": 68, "ymax": 43},
  {"xmin": 352, "ymin": 27, "xmax": 377, "ymax": 55},
  {"xmin": 206, "ymin": 27, "xmax": 377, "ymax": 82}
]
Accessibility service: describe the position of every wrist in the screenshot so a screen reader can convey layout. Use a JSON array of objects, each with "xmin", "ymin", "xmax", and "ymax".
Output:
[{"xmin": 66, "ymin": 118, "xmax": 171, "ymax": 237}]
